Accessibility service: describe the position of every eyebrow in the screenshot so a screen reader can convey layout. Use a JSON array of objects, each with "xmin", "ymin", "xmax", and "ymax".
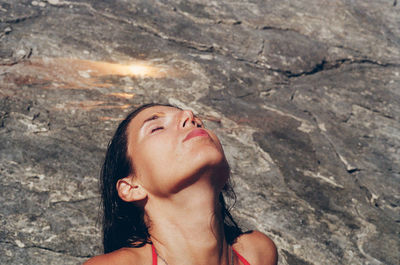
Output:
[{"xmin": 141, "ymin": 112, "xmax": 166, "ymax": 129}]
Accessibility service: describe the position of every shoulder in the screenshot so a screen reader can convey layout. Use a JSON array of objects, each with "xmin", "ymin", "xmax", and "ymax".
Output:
[
  {"xmin": 83, "ymin": 245, "xmax": 150, "ymax": 265},
  {"xmin": 233, "ymin": 230, "xmax": 278, "ymax": 265}
]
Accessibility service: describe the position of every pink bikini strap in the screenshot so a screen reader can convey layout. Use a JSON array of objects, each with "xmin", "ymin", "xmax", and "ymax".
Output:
[
  {"xmin": 151, "ymin": 244, "xmax": 158, "ymax": 265},
  {"xmin": 232, "ymin": 247, "xmax": 251, "ymax": 265}
]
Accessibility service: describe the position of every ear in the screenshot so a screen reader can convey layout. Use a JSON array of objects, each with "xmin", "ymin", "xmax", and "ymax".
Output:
[{"xmin": 116, "ymin": 177, "xmax": 147, "ymax": 202}]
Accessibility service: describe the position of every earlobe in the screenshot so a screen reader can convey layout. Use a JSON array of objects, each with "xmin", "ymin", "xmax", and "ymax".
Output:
[{"xmin": 116, "ymin": 177, "xmax": 147, "ymax": 202}]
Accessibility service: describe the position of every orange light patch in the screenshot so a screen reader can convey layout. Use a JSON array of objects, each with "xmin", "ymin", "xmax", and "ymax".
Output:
[
  {"xmin": 99, "ymin": 116, "xmax": 125, "ymax": 121},
  {"xmin": 1, "ymin": 57, "xmax": 172, "ymax": 90},
  {"xmin": 59, "ymin": 58, "xmax": 169, "ymax": 78},
  {"xmin": 107, "ymin": 92, "xmax": 135, "ymax": 99},
  {"xmin": 54, "ymin": 100, "xmax": 131, "ymax": 111}
]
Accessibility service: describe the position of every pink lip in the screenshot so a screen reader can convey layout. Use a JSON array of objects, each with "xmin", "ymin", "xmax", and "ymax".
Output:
[{"xmin": 183, "ymin": 128, "xmax": 210, "ymax": 142}]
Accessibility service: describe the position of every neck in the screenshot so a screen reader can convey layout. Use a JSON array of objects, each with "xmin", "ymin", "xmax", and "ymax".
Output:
[{"xmin": 145, "ymin": 179, "xmax": 230, "ymax": 265}]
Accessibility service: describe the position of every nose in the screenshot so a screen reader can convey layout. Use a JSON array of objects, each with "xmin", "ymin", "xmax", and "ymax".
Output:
[{"xmin": 180, "ymin": 110, "xmax": 198, "ymax": 128}]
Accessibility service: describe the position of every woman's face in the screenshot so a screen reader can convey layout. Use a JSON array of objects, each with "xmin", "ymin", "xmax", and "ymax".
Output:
[{"xmin": 126, "ymin": 105, "xmax": 229, "ymax": 197}]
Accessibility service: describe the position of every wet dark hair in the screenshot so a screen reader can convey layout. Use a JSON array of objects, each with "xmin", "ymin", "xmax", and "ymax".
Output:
[{"xmin": 101, "ymin": 103, "xmax": 242, "ymax": 253}]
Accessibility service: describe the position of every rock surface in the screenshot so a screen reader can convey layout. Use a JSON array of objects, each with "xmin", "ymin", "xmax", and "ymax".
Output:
[{"xmin": 0, "ymin": 0, "xmax": 399, "ymax": 264}]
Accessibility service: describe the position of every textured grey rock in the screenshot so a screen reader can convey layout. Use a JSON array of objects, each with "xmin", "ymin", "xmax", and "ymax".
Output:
[{"xmin": 0, "ymin": 0, "xmax": 399, "ymax": 264}]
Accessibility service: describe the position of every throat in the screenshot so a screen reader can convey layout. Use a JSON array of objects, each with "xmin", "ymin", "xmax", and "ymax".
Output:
[
  {"xmin": 147, "ymin": 203, "xmax": 229, "ymax": 265},
  {"xmin": 145, "ymin": 177, "xmax": 230, "ymax": 264}
]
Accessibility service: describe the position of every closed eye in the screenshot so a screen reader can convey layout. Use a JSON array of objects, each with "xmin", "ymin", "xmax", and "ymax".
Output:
[{"xmin": 151, "ymin": 126, "xmax": 164, "ymax": 133}]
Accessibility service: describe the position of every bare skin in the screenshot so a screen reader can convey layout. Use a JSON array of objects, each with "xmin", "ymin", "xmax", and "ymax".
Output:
[
  {"xmin": 84, "ymin": 231, "xmax": 277, "ymax": 265},
  {"xmin": 84, "ymin": 106, "xmax": 277, "ymax": 265}
]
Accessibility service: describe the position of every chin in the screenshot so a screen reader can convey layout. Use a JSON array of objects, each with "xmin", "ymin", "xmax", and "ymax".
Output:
[
  {"xmin": 192, "ymin": 145, "xmax": 226, "ymax": 167},
  {"xmin": 193, "ymin": 150, "xmax": 229, "ymax": 182},
  {"xmin": 171, "ymin": 148, "xmax": 227, "ymax": 188}
]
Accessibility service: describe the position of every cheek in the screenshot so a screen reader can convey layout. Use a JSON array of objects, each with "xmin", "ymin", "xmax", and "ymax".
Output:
[{"xmin": 133, "ymin": 137, "xmax": 177, "ymax": 185}]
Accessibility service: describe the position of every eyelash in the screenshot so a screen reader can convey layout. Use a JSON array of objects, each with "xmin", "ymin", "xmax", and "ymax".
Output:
[{"xmin": 151, "ymin": 126, "xmax": 164, "ymax": 133}]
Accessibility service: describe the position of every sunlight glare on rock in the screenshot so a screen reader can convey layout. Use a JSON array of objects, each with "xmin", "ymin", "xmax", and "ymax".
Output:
[
  {"xmin": 65, "ymin": 58, "xmax": 169, "ymax": 78},
  {"xmin": 128, "ymin": 64, "xmax": 152, "ymax": 76},
  {"xmin": 1, "ymin": 57, "xmax": 171, "ymax": 90}
]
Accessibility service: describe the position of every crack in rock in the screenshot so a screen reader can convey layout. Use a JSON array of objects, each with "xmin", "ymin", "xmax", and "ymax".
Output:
[
  {"xmin": 36, "ymin": 0, "xmax": 398, "ymax": 81},
  {"xmin": 284, "ymin": 58, "xmax": 400, "ymax": 78},
  {"xmin": 1, "ymin": 239, "xmax": 91, "ymax": 259}
]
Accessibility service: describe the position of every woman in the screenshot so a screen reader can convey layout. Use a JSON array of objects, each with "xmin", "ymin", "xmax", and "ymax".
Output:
[{"xmin": 84, "ymin": 103, "xmax": 277, "ymax": 265}]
